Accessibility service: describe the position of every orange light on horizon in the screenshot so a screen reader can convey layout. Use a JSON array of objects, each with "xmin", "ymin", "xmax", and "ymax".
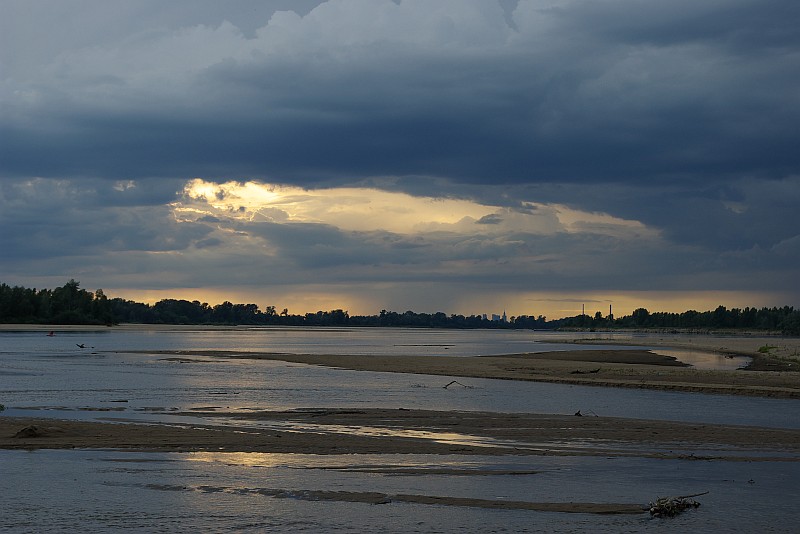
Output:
[{"xmin": 103, "ymin": 286, "xmax": 792, "ymax": 321}]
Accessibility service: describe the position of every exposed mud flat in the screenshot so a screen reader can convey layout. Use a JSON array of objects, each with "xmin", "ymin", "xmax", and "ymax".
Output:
[
  {"xmin": 136, "ymin": 348, "xmax": 800, "ymax": 398},
  {"xmin": 3, "ymin": 409, "xmax": 800, "ymax": 462}
]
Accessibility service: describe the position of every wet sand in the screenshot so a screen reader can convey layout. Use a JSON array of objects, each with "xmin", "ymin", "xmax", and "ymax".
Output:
[
  {"xmin": 143, "ymin": 348, "xmax": 800, "ymax": 398},
  {"xmin": 3, "ymin": 409, "xmax": 800, "ymax": 461},
  {"xmin": 560, "ymin": 333, "xmax": 800, "ymax": 371}
]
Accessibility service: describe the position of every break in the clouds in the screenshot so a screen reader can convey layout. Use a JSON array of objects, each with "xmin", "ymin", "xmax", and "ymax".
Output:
[{"xmin": 1, "ymin": 0, "xmax": 798, "ymax": 317}]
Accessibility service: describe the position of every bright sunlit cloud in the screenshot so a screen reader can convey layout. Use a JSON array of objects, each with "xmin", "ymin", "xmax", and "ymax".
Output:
[{"xmin": 178, "ymin": 179, "xmax": 656, "ymax": 239}]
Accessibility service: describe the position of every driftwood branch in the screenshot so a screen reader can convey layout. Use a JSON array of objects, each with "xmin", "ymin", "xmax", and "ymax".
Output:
[
  {"xmin": 649, "ymin": 491, "xmax": 709, "ymax": 517},
  {"xmin": 443, "ymin": 380, "xmax": 472, "ymax": 389}
]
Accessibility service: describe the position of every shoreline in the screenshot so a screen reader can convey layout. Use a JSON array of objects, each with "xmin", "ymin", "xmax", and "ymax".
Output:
[
  {"xmin": 3, "ymin": 322, "xmax": 798, "ymax": 365},
  {"xmin": 137, "ymin": 348, "xmax": 800, "ymax": 399},
  {"xmin": 4, "ymin": 327, "xmax": 798, "ymax": 461},
  {"xmin": 3, "ymin": 410, "xmax": 799, "ymax": 460}
]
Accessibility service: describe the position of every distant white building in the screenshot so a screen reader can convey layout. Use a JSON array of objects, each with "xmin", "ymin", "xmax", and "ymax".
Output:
[{"xmin": 490, "ymin": 311, "xmax": 508, "ymax": 323}]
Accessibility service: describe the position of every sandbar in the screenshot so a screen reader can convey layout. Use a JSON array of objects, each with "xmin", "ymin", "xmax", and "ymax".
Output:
[
  {"xmin": 138, "ymin": 348, "xmax": 800, "ymax": 398},
  {"xmin": 3, "ymin": 409, "xmax": 799, "ymax": 461}
]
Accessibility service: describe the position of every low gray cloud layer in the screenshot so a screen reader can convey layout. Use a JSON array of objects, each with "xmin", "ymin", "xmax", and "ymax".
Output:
[
  {"xmin": 1, "ymin": 0, "xmax": 798, "ymax": 314},
  {"xmin": 4, "ymin": 0, "xmax": 799, "ymax": 184}
]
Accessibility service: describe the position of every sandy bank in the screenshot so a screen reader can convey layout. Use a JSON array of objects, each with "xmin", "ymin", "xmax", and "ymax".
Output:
[
  {"xmin": 560, "ymin": 333, "xmax": 800, "ymax": 370},
  {"xmin": 141, "ymin": 349, "xmax": 800, "ymax": 399},
  {"xmin": 3, "ymin": 409, "xmax": 799, "ymax": 461}
]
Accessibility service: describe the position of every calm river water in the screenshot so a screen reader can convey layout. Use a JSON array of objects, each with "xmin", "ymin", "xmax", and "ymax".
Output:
[{"xmin": 1, "ymin": 327, "xmax": 798, "ymax": 532}]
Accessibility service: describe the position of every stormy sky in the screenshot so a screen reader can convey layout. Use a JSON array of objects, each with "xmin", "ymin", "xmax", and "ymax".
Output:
[{"xmin": 1, "ymin": 0, "xmax": 798, "ymax": 318}]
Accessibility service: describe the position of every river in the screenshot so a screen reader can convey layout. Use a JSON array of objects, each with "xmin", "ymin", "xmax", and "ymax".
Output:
[{"xmin": 1, "ymin": 327, "xmax": 797, "ymax": 532}]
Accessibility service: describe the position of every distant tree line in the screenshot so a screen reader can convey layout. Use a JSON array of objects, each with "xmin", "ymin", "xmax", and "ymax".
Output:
[
  {"xmin": 0, "ymin": 279, "xmax": 113, "ymax": 325},
  {"xmin": 1, "ymin": 280, "xmax": 798, "ymax": 334},
  {"xmin": 558, "ymin": 305, "xmax": 800, "ymax": 334}
]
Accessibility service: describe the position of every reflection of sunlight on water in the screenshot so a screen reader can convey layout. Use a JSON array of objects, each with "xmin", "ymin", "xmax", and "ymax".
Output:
[
  {"xmin": 208, "ymin": 417, "xmax": 528, "ymax": 449},
  {"xmin": 186, "ymin": 451, "xmax": 290, "ymax": 468},
  {"xmin": 651, "ymin": 349, "xmax": 750, "ymax": 370},
  {"xmin": 183, "ymin": 451, "xmax": 472, "ymax": 470},
  {"xmin": 4, "ymin": 448, "xmax": 799, "ymax": 532},
  {"xmin": 200, "ymin": 417, "xmax": 664, "ymax": 455}
]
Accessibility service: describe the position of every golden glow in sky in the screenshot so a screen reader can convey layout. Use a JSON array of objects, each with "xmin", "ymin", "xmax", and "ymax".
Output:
[
  {"xmin": 86, "ymin": 178, "xmax": 754, "ymax": 319},
  {"xmin": 112, "ymin": 284, "xmax": 787, "ymax": 322},
  {"xmin": 178, "ymin": 179, "xmax": 655, "ymax": 239},
  {"xmin": 68, "ymin": 178, "xmax": 787, "ymax": 320}
]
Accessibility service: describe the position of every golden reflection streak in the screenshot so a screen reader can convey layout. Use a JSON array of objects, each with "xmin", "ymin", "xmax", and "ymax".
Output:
[{"xmin": 186, "ymin": 451, "xmax": 288, "ymax": 467}]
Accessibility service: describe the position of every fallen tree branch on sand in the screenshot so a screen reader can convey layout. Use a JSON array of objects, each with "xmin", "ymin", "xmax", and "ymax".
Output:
[
  {"xmin": 649, "ymin": 491, "xmax": 708, "ymax": 517},
  {"xmin": 443, "ymin": 380, "xmax": 472, "ymax": 389}
]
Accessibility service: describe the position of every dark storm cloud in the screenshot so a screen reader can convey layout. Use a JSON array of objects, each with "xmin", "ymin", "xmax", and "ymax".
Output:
[
  {"xmin": 2, "ymin": 0, "xmax": 798, "ymax": 187},
  {"xmin": 0, "ymin": 178, "xmax": 211, "ymax": 263},
  {"xmin": 510, "ymin": 175, "xmax": 800, "ymax": 254},
  {"xmin": 1, "ymin": 0, "xmax": 798, "ymax": 311},
  {"xmin": 223, "ymin": 212, "xmax": 682, "ymax": 290}
]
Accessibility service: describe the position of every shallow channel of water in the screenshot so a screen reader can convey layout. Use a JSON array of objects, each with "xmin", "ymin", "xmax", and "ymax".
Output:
[
  {"xmin": 3, "ymin": 449, "xmax": 798, "ymax": 533},
  {"xmin": 1, "ymin": 328, "xmax": 797, "ymax": 533}
]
